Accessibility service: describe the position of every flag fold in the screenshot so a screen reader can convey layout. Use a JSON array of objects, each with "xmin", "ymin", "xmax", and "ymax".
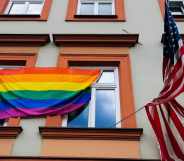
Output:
[
  {"xmin": 0, "ymin": 67, "xmax": 100, "ymax": 120},
  {"xmin": 145, "ymin": 1, "xmax": 184, "ymax": 161}
]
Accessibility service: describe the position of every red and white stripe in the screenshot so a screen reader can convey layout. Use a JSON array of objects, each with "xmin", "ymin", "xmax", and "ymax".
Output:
[{"xmin": 145, "ymin": 42, "xmax": 184, "ymax": 161}]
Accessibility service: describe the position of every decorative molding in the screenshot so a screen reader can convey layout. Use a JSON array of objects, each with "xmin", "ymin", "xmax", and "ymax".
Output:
[
  {"xmin": 0, "ymin": 156, "xmax": 160, "ymax": 161},
  {"xmin": 39, "ymin": 127, "xmax": 143, "ymax": 141},
  {"xmin": 53, "ymin": 34, "xmax": 139, "ymax": 47},
  {"xmin": 0, "ymin": 34, "xmax": 50, "ymax": 46},
  {"xmin": 173, "ymin": 15, "xmax": 184, "ymax": 22},
  {"xmin": 0, "ymin": 0, "xmax": 9, "ymax": 14},
  {"xmin": 158, "ymin": 0, "xmax": 165, "ymax": 17},
  {"xmin": 0, "ymin": 126, "xmax": 22, "ymax": 139},
  {"xmin": 0, "ymin": 15, "xmax": 40, "ymax": 18},
  {"xmin": 0, "ymin": 15, "xmax": 42, "ymax": 21}
]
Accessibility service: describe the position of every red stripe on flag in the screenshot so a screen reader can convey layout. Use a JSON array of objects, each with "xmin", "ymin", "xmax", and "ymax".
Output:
[
  {"xmin": 145, "ymin": 105, "xmax": 175, "ymax": 161},
  {"xmin": 160, "ymin": 106, "xmax": 184, "ymax": 159},
  {"xmin": 170, "ymin": 101, "xmax": 184, "ymax": 140}
]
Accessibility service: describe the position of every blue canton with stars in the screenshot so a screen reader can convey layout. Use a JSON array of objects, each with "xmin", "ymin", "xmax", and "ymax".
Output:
[{"xmin": 163, "ymin": 2, "xmax": 181, "ymax": 64}]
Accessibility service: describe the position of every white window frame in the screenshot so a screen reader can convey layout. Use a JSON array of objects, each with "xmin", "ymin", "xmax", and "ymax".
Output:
[
  {"xmin": 77, "ymin": 0, "xmax": 115, "ymax": 15},
  {"xmin": 169, "ymin": 0, "xmax": 184, "ymax": 15},
  {"xmin": 62, "ymin": 67, "xmax": 121, "ymax": 128},
  {"xmin": 5, "ymin": 0, "xmax": 44, "ymax": 15}
]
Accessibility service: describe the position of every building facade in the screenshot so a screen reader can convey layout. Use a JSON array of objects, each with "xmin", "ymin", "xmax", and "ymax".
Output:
[{"xmin": 0, "ymin": 0, "xmax": 183, "ymax": 160}]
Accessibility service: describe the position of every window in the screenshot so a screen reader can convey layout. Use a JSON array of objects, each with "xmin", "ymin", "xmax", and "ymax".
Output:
[
  {"xmin": 5, "ymin": 0, "xmax": 44, "ymax": 15},
  {"xmin": 169, "ymin": 0, "xmax": 184, "ymax": 15},
  {"xmin": 0, "ymin": 0, "xmax": 52, "ymax": 21},
  {"xmin": 66, "ymin": 0, "xmax": 125, "ymax": 22},
  {"xmin": 62, "ymin": 67, "xmax": 121, "ymax": 128},
  {"xmin": 77, "ymin": 0, "xmax": 115, "ymax": 15},
  {"xmin": 48, "ymin": 35, "xmax": 138, "ymax": 128},
  {"xmin": 158, "ymin": 0, "xmax": 184, "ymax": 21}
]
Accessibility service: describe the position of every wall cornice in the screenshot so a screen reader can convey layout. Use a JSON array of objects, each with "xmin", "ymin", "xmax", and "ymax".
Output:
[
  {"xmin": 0, "ymin": 126, "xmax": 22, "ymax": 139},
  {"xmin": 0, "ymin": 156, "xmax": 160, "ymax": 161},
  {"xmin": 39, "ymin": 127, "xmax": 143, "ymax": 141},
  {"xmin": 53, "ymin": 34, "xmax": 139, "ymax": 47},
  {"xmin": 0, "ymin": 34, "xmax": 50, "ymax": 46}
]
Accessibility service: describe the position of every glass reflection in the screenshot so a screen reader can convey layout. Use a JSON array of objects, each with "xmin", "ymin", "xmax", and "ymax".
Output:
[
  {"xmin": 0, "ymin": 66, "xmax": 23, "ymax": 69},
  {"xmin": 80, "ymin": 3, "xmax": 94, "ymax": 15},
  {"xmin": 9, "ymin": 3, "xmax": 25, "ymax": 14},
  {"xmin": 67, "ymin": 105, "xmax": 89, "ymax": 128},
  {"xmin": 95, "ymin": 89, "xmax": 116, "ymax": 128},
  {"xmin": 98, "ymin": 3, "xmax": 112, "ymax": 15},
  {"xmin": 98, "ymin": 71, "xmax": 115, "ymax": 83},
  {"xmin": 27, "ymin": 3, "xmax": 43, "ymax": 14}
]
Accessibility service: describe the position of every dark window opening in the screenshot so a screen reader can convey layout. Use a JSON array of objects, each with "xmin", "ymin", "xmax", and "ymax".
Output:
[
  {"xmin": 0, "ymin": 120, "xmax": 5, "ymax": 126},
  {"xmin": 169, "ymin": 1, "xmax": 184, "ymax": 15},
  {"xmin": 0, "ymin": 60, "xmax": 26, "ymax": 67},
  {"xmin": 69, "ymin": 61, "xmax": 119, "ymax": 67}
]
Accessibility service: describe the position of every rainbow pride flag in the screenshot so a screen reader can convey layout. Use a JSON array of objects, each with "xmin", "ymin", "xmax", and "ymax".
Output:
[{"xmin": 0, "ymin": 67, "xmax": 100, "ymax": 120}]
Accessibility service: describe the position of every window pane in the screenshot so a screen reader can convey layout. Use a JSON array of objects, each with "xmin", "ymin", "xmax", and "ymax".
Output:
[
  {"xmin": 0, "ymin": 120, "xmax": 4, "ymax": 126},
  {"xmin": 0, "ymin": 64, "xmax": 24, "ymax": 69},
  {"xmin": 95, "ymin": 89, "xmax": 116, "ymax": 128},
  {"xmin": 67, "ymin": 105, "xmax": 89, "ymax": 128},
  {"xmin": 169, "ymin": 1, "xmax": 184, "ymax": 15},
  {"xmin": 80, "ymin": 3, "xmax": 94, "ymax": 15},
  {"xmin": 0, "ymin": 66, "xmax": 24, "ymax": 69},
  {"xmin": 98, "ymin": 71, "xmax": 115, "ymax": 83},
  {"xmin": 27, "ymin": 3, "xmax": 43, "ymax": 15},
  {"xmin": 98, "ymin": 3, "xmax": 112, "ymax": 15},
  {"xmin": 9, "ymin": 3, "xmax": 26, "ymax": 14}
]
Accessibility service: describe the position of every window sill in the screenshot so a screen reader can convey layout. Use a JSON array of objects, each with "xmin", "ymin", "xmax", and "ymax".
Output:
[
  {"xmin": 71, "ymin": 14, "xmax": 120, "ymax": 21},
  {"xmin": 0, "ymin": 156, "xmax": 161, "ymax": 161},
  {"xmin": 0, "ymin": 14, "xmax": 46, "ymax": 21},
  {"xmin": 0, "ymin": 126, "xmax": 22, "ymax": 139},
  {"xmin": 66, "ymin": 18, "xmax": 125, "ymax": 22},
  {"xmin": 53, "ymin": 34, "xmax": 139, "ymax": 47},
  {"xmin": 0, "ymin": 34, "xmax": 50, "ymax": 46},
  {"xmin": 39, "ymin": 127, "xmax": 143, "ymax": 141},
  {"xmin": 173, "ymin": 15, "xmax": 184, "ymax": 22},
  {"xmin": 74, "ymin": 14, "xmax": 117, "ymax": 18}
]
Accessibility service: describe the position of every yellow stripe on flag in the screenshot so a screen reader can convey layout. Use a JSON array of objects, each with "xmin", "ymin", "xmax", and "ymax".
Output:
[{"xmin": 0, "ymin": 81, "xmax": 94, "ymax": 92}]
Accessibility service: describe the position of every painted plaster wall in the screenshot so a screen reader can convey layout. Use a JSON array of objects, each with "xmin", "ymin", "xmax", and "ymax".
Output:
[
  {"xmin": 0, "ymin": 0, "xmax": 183, "ymax": 159},
  {"xmin": 12, "ymin": 118, "xmax": 45, "ymax": 156}
]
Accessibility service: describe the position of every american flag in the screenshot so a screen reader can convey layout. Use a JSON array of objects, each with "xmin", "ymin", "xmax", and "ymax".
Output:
[{"xmin": 145, "ymin": 1, "xmax": 184, "ymax": 161}]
